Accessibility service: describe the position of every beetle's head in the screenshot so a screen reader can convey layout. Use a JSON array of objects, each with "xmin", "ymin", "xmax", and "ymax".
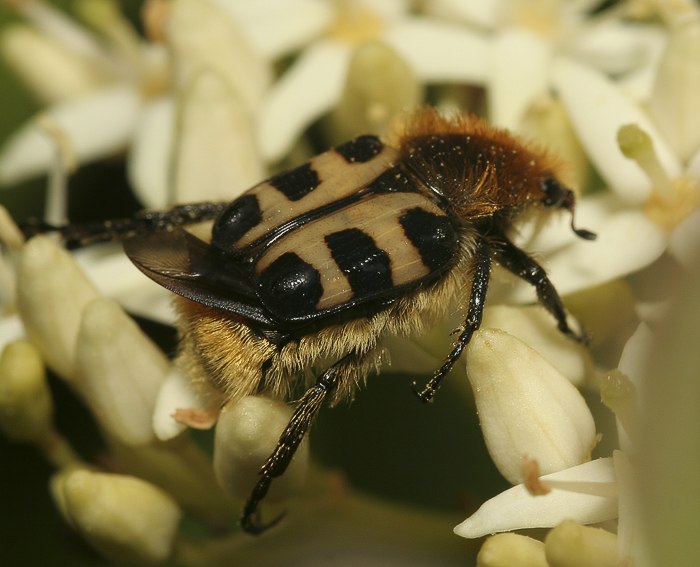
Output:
[{"xmin": 540, "ymin": 177, "xmax": 596, "ymax": 240}]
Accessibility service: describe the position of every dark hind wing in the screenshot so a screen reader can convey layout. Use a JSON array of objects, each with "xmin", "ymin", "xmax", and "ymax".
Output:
[{"xmin": 124, "ymin": 228, "xmax": 277, "ymax": 327}]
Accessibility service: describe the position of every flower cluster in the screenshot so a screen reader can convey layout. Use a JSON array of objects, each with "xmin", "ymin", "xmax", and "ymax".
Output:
[{"xmin": 1, "ymin": 0, "xmax": 699, "ymax": 565}]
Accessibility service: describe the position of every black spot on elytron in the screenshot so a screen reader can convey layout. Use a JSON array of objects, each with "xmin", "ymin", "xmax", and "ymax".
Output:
[
  {"xmin": 258, "ymin": 252, "xmax": 323, "ymax": 318},
  {"xmin": 335, "ymin": 135, "xmax": 384, "ymax": 163},
  {"xmin": 399, "ymin": 208, "xmax": 459, "ymax": 272},
  {"xmin": 325, "ymin": 228, "xmax": 393, "ymax": 298},
  {"xmin": 268, "ymin": 162, "xmax": 320, "ymax": 201},
  {"xmin": 211, "ymin": 194, "xmax": 262, "ymax": 249},
  {"xmin": 366, "ymin": 166, "xmax": 420, "ymax": 194}
]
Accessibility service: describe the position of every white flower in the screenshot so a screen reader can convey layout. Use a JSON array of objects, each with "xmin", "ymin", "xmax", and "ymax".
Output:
[
  {"xmin": 253, "ymin": 0, "xmax": 489, "ymax": 161},
  {"xmin": 0, "ymin": 0, "xmax": 269, "ymax": 210},
  {"xmin": 458, "ymin": 321, "xmax": 659, "ymax": 565},
  {"xmin": 427, "ymin": 0, "xmax": 667, "ymax": 130},
  {"xmin": 0, "ymin": 0, "xmax": 167, "ymax": 184}
]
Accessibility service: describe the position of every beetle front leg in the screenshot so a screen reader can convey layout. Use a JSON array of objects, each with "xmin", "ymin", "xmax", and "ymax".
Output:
[
  {"xmin": 240, "ymin": 352, "xmax": 357, "ymax": 535},
  {"xmin": 21, "ymin": 201, "xmax": 228, "ymax": 248},
  {"xmin": 412, "ymin": 237, "xmax": 491, "ymax": 403},
  {"xmin": 494, "ymin": 237, "xmax": 587, "ymax": 343}
]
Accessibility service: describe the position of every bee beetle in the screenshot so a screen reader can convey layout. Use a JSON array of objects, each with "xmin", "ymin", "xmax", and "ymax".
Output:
[{"xmin": 31, "ymin": 108, "xmax": 595, "ymax": 533}]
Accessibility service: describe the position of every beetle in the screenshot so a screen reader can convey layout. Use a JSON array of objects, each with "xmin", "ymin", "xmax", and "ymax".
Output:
[{"xmin": 29, "ymin": 107, "xmax": 595, "ymax": 533}]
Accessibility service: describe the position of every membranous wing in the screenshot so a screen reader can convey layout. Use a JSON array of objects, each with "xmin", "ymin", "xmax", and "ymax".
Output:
[{"xmin": 124, "ymin": 228, "xmax": 277, "ymax": 327}]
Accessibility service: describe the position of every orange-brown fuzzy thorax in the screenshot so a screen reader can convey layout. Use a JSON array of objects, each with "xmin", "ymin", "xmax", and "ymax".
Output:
[{"xmin": 387, "ymin": 108, "xmax": 564, "ymax": 219}]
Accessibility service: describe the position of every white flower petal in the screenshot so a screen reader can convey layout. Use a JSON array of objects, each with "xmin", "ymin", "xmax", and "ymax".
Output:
[
  {"xmin": 550, "ymin": 205, "xmax": 666, "ymax": 292},
  {"xmin": 488, "ymin": 28, "xmax": 551, "ymax": 129},
  {"xmin": 358, "ymin": 0, "xmax": 408, "ymax": 21},
  {"xmin": 466, "ymin": 329, "xmax": 597, "ymax": 484},
  {"xmin": 75, "ymin": 298, "xmax": 169, "ymax": 446},
  {"xmin": 509, "ymin": 194, "xmax": 667, "ymax": 300},
  {"xmin": 384, "ymin": 18, "xmax": 489, "ymax": 85},
  {"xmin": 569, "ymin": 22, "xmax": 665, "ymax": 76},
  {"xmin": 0, "ymin": 25, "xmax": 104, "ymax": 104},
  {"xmin": 257, "ymin": 41, "xmax": 351, "ymax": 161},
  {"xmin": 687, "ymin": 145, "xmax": 700, "ymax": 178},
  {"xmin": 128, "ymin": 97, "xmax": 175, "ymax": 209},
  {"xmin": 424, "ymin": 0, "xmax": 504, "ymax": 29},
  {"xmin": 215, "ymin": 0, "xmax": 332, "ymax": 60},
  {"xmin": 172, "ymin": 70, "xmax": 264, "ymax": 203},
  {"xmin": 454, "ymin": 458, "xmax": 618, "ymax": 538},
  {"xmin": 618, "ymin": 323, "xmax": 653, "ymax": 389},
  {"xmin": 669, "ymin": 208, "xmax": 700, "ymax": 270},
  {"xmin": 0, "ymin": 85, "xmax": 140, "ymax": 185},
  {"xmin": 649, "ymin": 19, "xmax": 700, "ymax": 162},
  {"xmin": 14, "ymin": 0, "xmax": 109, "ymax": 64},
  {"xmin": 552, "ymin": 57, "xmax": 682, "ymax": 204},
  {"xmin": 70, "ymin": 245, "xmax": 176, "ymax": 324}
]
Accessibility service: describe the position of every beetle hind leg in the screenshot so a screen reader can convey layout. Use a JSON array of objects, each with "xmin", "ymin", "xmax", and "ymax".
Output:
[
  {"xmin": 412, "ymin": 238, "xmax": 492, "ymax": 403},
  {"xmin": 21, "ymin": 201, "xmax": 228, "ymax": 248},
  {"xmin": 240, "ymin": 351, "xmax": 358, "ymax": 534}
]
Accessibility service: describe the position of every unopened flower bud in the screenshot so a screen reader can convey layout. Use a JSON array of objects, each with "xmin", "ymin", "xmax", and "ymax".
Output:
[
  {"xmin": 17, "ymin": 236, "xmax": 100, "ymax": 381},
  {"xmin": 481, "ymin": 305, "xmax": 592, "ymax": 386},
  {"xmin": 0, "ymin": 339, "xmax": 52, "ymax": 443},
  {"xmin": 544, "ymin": 520, "xmax": 618, "ymax": 567},
  {"xmin": 214, "ymin": 396, "xmax": 309, "ymax": 503},
  {"xmin": 75, "ymin": 298, "xmax": 169, "ymax": 445},
  {"xmin": 327, "ymin": 40, "xmax": 421, "ymax": 143},
  {"xmin": 53, "ymin": 468, "xmax": 181, "ymax": 564},
  {"xmin": 466, "ymin": 329, "xmax": 596, "ymax": 484},
  {"xmin": 477, "ymin": 533, "xmax": 547, "ymax": 567}
]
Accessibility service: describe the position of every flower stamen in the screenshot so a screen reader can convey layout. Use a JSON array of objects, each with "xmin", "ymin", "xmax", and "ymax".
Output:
[{"xmin": 618, "ymin": 123, "xmax": 700, "ymax": 229}]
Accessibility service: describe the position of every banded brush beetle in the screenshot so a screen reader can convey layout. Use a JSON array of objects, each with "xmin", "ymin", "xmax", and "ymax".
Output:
[{"xmin": 25, "ymin": 107, "xmax": 595, "ymax": 533}]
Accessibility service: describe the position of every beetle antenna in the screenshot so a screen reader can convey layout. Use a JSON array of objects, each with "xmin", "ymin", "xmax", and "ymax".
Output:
[{"xmin": 566, "ymin": 200, "xmax": 596, "ymax": 241}]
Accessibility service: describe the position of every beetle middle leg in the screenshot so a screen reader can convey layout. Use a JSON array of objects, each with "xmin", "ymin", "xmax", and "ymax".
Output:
[
  {"xmin": 240, "ymin": 351, "xmax": 358, "ymax": 534},
  {"xmin": 412, "ymin": 237, "xmax": 492, "ymax": 404},
  {"xmin": 494, "ymin": 237, "xmax": 587, "ymax": 343}
]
